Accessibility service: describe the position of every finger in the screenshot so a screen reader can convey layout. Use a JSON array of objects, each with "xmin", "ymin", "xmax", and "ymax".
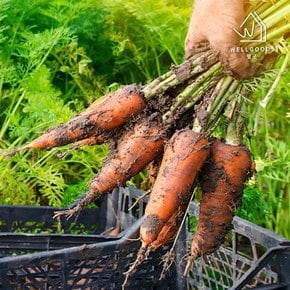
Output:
[
  {"xmin": 210, "ymin": 40, "xmax": 258, "ymax": 79},
  {"xmin": 221, "ymin": 51, "xmax": 258, "ymax": 79},
  {"xmin": 184, "ymin": 28, "xmax": 208, "ymax": 59},
  {"xmin": 185, "ymin": 40, "xmax": 210, "ymax": 59},
  {"xmin": 184, "ymin": 2, "xmax": 209, "ymax": 59}
]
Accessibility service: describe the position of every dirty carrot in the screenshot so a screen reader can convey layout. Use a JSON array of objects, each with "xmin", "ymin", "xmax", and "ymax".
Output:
[
  {"xmin": 70, "ymin": 135, "xmax": 106, "ymax": 147},
  {"xmin": 140, "ymin": 129, "xmax": 210, "ymax": 248},
  {"xmin": 86, "ymin": 84, "xmax": 145, "ymax": 130},
  {"xmin": 56, "ymin": 135, "xmax": 106, "ymax": 159},
  {"xmin": 8, "ymin": 84, "xmax": 145, "ymax": 155},
  {"xmin": 150, "ymin": 203, "xmax": 188, "ymax": 250},
  {"xmin": 53, "ymin": 120, "xmax": 165, "ymax": 219},
  {"xmin": 184, "ymin": 139, "xmax": 254, "ymax": 275}
]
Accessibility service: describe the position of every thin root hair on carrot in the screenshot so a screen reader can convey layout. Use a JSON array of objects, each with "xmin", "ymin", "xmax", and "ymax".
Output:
[
  {"xmin": 53, "ymin": 190, "xmax": 97, "ymax": 220},
  {"xmin": 122, "ymin": 246, "xmax": 151, "ymax": 288},
  {"xmin": 159, "ymin": 250, "xmax": 176, "ymax": 281}
]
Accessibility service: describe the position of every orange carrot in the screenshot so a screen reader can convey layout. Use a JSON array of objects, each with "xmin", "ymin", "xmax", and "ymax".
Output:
[
  {"xmin": 54, "ymin": 120, "xmax": 165, "ymax": 219},
  {"xmin": 9, "ymin": 84, "xmax": 144, "ymax": 155},
  {"xmin": 150, "ymin": 203, "xmax": 187, "ymax": 249},
  {"xmin": 140, "ymin": 130, "xmax": 210, "ymax": 248},
  {"xmin": 56, "ymin": 135, "xmax": 106, "ymax": 159},
  {"xmin": 70, "ymin": 135, "xmax": 105, "ymax": 147},
  {"xmin": 85, "ymin": 84, "xmax": 145, "ymax": 130},
  {"xmin": 9, "ymin": 115, "xmax": 103, "ymax": 154},
  {"xmin": 184, "ymin": 139, "xmax": 254, "ymax": 274}
]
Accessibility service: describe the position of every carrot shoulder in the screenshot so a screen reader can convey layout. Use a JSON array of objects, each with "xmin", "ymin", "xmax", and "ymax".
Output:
[{"xmin": 87, "ymin": 84, "xmax": 145, "ymax": 130}]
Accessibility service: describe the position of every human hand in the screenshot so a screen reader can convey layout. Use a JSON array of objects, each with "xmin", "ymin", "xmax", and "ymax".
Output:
[{"xmin": 185, "ymin": 0, "xmax": 257, "ymax": 79}]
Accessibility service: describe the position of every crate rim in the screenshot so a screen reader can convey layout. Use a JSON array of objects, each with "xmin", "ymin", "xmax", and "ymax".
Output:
[{"xmin": 0, "ymin": 218, "xmax": 142, "ymax": 267}]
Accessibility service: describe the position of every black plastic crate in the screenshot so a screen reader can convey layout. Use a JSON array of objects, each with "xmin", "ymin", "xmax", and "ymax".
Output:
[
  {"xmin": 184, "ymin": 203, "xmax": 290, "ymax": 290},
  {"xmin": 0, "ymin": 186, "xmax": 290, "ymax": 289},
  {"xmin": 0, "ymin": 187, "xmax": 145, "ymax": 257}
]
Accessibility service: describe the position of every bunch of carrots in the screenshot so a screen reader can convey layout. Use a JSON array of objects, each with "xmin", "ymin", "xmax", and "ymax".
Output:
[{"xmin": 7, "ymin": 0, "xmax": 289, "ymax": 282}]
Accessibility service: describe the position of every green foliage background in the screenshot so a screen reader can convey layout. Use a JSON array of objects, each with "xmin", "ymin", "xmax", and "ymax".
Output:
[{"xmin": 0, "ymin": 0, "xmax": 289, "ymax": 238}]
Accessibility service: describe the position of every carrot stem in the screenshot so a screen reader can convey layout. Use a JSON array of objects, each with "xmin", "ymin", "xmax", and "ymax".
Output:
[{"xmin": 143, "ymin": 51, "xmax": 218, "ymax": 99}]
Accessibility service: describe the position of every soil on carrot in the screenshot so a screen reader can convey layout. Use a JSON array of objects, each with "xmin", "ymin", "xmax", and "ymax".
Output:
[
  {"xmin": 141, "ymin": 214, "xmax": 165, "ymax": 238},
  {"xmin": 50, "ymin": 118, "xmax": 102, "ymax": 147},
  {"xmin": 174, "ymin": 46, "xmax": 212, "ymax": 79},
  {"xmin": 121, "ymin": 84, "xmax": 144, "ymax": 96},
  {"xmin": 148, "ymin": 93, "xmax": 172, "ymax": 115}
]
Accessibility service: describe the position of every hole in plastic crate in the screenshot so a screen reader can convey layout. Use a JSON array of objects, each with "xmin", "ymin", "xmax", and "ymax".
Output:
[
  {"xmin": 0, "ymin": 220, "xmax": 7, "ymax": 229},
  {"xmin": 124, "ymin": 195, "xmax": 130, "ymax": 214},
  {"xmin": 120, "ymin": 193, "xmax": 126, "ymax": 212},
  {"xmin": 129, "ymin": 197, "xmax": 145, "ymax": 219},
  {"xmin": 11, "ymin": 221, "xmax": 52, "ymax": 234},
  {"xmin": 255, "ymin": 243, "xmax": 267, "ymax": 259},
  {"xmin": 188, "ymin": 215, "xmax": 198, "ymax": 233},
  {"xmin": 244, "ymin": 264, "xmax": 278, "ymax": 288},
  {"xmin": 67, "ymin": 222, "xmax": 99, "ymax": 235},
  {"xmin": 100, "ymin": 275, "xmax": 110, "ymax": 281},
  {"xmin": 131, "ymin": 198, "xmax": 138, "ymax": 217},
  {"xmin": 236, "ymin": 233, "xmax": 254, "ymax": 260}
]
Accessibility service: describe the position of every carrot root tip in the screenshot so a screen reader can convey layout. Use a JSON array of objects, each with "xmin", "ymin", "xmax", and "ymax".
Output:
[
  {"xmin": 5, "ymin": 145, "xmax": 29, "ymax": 157},
  {"xmin": 122, "ymin": 246, "xmax": 150, "ymax": 287},
  {"xmin": 160, "ymin": 250, "xmax": 175, "ymax": 280},
  {"xmin": 140, "ymin": 214, "xmax": 164, "ymax": 247},
  {"xmin": 53, "ymin": 190, "xmax": 98, "ymax": 220},
  {"xmin": 184, "ymin": 248, "xmax": 200, "ymax": 276}
]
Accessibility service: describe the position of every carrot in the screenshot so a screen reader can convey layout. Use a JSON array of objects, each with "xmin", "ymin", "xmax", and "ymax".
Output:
[
  {"xmin": 71, "ymin": 135, "xmax": 105, "ymax": 147},
  {"xmin": 140, "ymin": 130, "xmax": 210, "ymax": 248},
  {"xmin": 184, "ymin": 139, "xmax": 254, "ymax": 275},
  {"xmin": 85, "ymin": 84, "xmax": 145, "ymax": 130},
  {"xmin": 56, "ymin": 135, "xmax": 106, "ymax": 159},
  {"xmin": 150, "ymin": 203, "xmax": 187, "ymax": 249},
  {"xmin": 8, "ymin": 115, "xmax": 103, "ymax": 154},
  {"xmin": 53, "ymin": 120, "xmax": 165, "ymax": 219},
  {"xmin": 74, "ymin": 85, "xmax": 142, "ymax": 118},
  {"xmin": 8, "ymin": 84, "xmax": 144, "ymax": 155}
]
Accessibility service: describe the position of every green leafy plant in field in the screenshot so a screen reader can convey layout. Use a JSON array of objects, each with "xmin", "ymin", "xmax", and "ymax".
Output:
[
  {"xmin": 0, "ymin": 0, "xmax": 189, "ymax": 206},
  {"xmin": 244, "ymin": 69, "xmax": 290, "ymax": 238},
  {"xmin": 102, "ymin": 0, "xmax": 191, "ymax": 82},
  {"xmin": 0, "ymin": 0, "xmax": 108, "ymax": 206}
]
